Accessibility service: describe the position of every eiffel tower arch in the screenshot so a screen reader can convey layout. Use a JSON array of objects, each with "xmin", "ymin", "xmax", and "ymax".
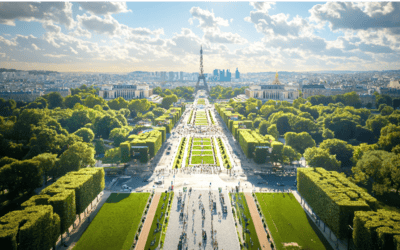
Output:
[{"xmin": 195, "ymin": 46, "xmax": 210, "ymax": 94}]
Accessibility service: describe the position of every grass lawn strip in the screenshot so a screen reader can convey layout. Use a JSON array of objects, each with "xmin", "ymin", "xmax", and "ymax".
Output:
[
  {"xmin": 144, "ymin": 192, "xmax": 171, "ymax": 249},
  {"xmin": 231, "ymin": 193, "xmax": 261, "ymax": 250},
  {"xmin": 74, "ymin": 193, "xmax": 150, "ymax": 250},
  {"xmin": 256, "ymin": 193, "xmax": 327, "ymax": 250},
  {"xmin": 159, "ymin": 192, "xmax": 174, "ymax": 249},
  {"xmin": 203, "ymin": 156, "xmax": 215, "ymax": 164}
]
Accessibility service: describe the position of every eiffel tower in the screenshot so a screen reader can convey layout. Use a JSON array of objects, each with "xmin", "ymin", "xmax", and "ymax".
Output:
[{"xmin": 195, "ymin": 45, "xmax": 209, "ymax": 94}]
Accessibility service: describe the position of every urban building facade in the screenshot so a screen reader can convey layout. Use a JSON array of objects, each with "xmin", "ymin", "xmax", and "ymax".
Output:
[
  {"xmin": 98, "ymin": 84, "xmax": 153, "ymax": 100},
  {"xmin": 245, "ymin": 72, "xmax": 299, "ymax": 102}
]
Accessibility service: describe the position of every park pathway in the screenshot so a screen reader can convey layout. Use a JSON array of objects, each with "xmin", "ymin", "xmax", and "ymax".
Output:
[
  {"xmin": 135, "ymin": 193, "xmax": 161, "ymax": 250},
  {"xmin": 245, "ymin": 193, "xmax": 272, "ymax": 250}
]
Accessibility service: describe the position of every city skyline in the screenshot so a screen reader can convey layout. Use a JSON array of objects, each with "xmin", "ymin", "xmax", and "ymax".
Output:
[{"xmin": 0, "ymin": 2, "xmax": 400, "ymax": 73}]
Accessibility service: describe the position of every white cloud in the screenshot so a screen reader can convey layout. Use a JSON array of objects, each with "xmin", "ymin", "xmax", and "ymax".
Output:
[
  {"xmin": 31, "ymin": 44, "xmax": 41, "ymax": 51},
  {"xmin": 0, "ymin": 2, "xmax": 75, "ymax": 29},
  {"xmin": 78, "ymin": 2, "xmax": 131, "ymax": 16},
  {"xmin": 250, "ymin": 2, "xmax": 275, "ymax": 13},
  {"xmin": 77, "ymin": 14, "xmax": 121, "ymax": 36},
  {"xmin": 190, "ymin": 7, "xmax": 229, "ymax": 29},
  {"xmin": 69, "ymin": 26, "xmax": 92, "ymax": 39},
  {"xmin": 43, "ymin": 54, "xmax": 68, "ymax": 58},
  {"xmin": 310, "ymin": 2, "xmax": 400, "ymax": 31},
  {"xmin": 70, "ymin": 47, "xmax": 78, "ymax": 55},
  {"xmin": 245, "ymin": 10, "xmax": 309, "ymax": 37},
  {"xmin": 204, "ymin": 30, "xmax": 247, "ymax": 44}
]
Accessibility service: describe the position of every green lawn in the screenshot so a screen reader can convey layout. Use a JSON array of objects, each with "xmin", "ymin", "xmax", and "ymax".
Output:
[
  {"xmin": 145, "ymin": 192, "xmax": 170, "ymax": 249},
  {"xmin": 74, "ymin": 193, "xmax": 150, "ymax": 250},
  {"xmin": 191, "ymin": 155, "xmax": 202, "ymax": 164},
  {"xmin": 256, "ymin": 193, "xmax": 330, "ymax": 250},
  {"xmin": 203, "ymin": 156, "xmax": 214, "ymax": 164},
  {"xmin": 192, "ymin": 150, "xmax": 202, "ymax": 155},
  {"xmin": 230, "ymin": 193, "xmax": 261, "ymax": 250}
]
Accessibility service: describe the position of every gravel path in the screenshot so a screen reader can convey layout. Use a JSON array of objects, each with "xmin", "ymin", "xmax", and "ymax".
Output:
[
  {"xmin": 164, "ymin": 190, "xmax": 239, "ymax": 250},
  {"xmin": 136, "ymin": 193, "xmax": 161, "ymax": 250},
  {"xmin": 245, "ymin": 193, "xmax": 271, "ymax": 250}
]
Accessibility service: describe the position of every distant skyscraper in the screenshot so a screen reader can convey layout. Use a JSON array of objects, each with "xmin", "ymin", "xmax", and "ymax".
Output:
[
  {"xmin": 161, "ymin": 71, "xmax": 167, "ymax": 81},
  {"xmin": 213, "ymin": 69, "xmax": 218, "ymax": 76},
  {"xmin": 235, "ymin": 68, "xmax": 240, "ymax": 79},
  {"xmin": 226, "ymin": 69, "xmax": 231, "ymax": 81},
  {"xmin": 169, "ymin": 71, "xmax": 174, "ymax": 81},
  {"xmin": 180, "ymin": 71, "xmax": 183, "ymax": 81},
  {"xmin": 213, "ymin": 69, "xmax": 232, "ymax": 82}
]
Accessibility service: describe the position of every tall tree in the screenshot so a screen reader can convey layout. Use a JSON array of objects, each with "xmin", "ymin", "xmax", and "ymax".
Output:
[
  {"xmin": 320, "ymin": 139, "xmax": 354, "ymax": 168},
  {"xmin": 282, "ymin": 146, "xmax": 301, "ymax": 165},
  {"xmin": 304, "ymin": 147, "xmax": 341, "ymax": 171},
  {"xmin": 74, "ymin": 127, "xmax": 95, "ymax": 143},
  {"xmin": 161, "ymin": 94, "xmax": 178, "ymax": 109},
  {"xmin": 57, "ymin": 142, "xmax": 95, "ymax": 176},
  {"xmin": 64, "ymin": 95, "xmax": 82, "ymax": 109},
  {"xmin": 128, "ymin": 99, "xmax": 151, "ymax": 114},
  {"xmin": 284, "ymin": 132, "xmax": 316, "ymax": 154},
  {"xmin": 267, "ymin": 124, "xmax": 279, "ymax": 140},
  {"xmin": 351, "ymin": 150, "xmax": 400, "ymax": 195},
  {"xmin": 31, "ymin": 153, "xmax": 58, "ymax": 185},
  {"xmin": 43, "ymin": 92, "xmax": 64, "ymax": 109}
]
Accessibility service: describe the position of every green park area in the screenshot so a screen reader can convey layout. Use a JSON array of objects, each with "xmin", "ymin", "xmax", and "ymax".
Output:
[
  {"xmin": 230, "ymin": 192, "xmax": 261, "ymax": 250},
  {"xmin": 197, "ymin": 98, "xmax": 206, "ymax": 105},
  {"xmin": 256, "ymin": 193, "xmax": 330, "ymax": 250},
  {"xmin": 74, "ymin": 193, "xmax": 150, "ymax": 250},
  {"xmin": 145, "ymin": 192, "xmax": 172, "ymax": 249}
]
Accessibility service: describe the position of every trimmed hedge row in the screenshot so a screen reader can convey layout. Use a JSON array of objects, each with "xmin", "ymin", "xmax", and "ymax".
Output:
[
  {"xmin": 172, "ymin": 137, "xmax": 187, "ymax": 169},
  {"xmin": 23, "ymin": 168, "xmax": 105, "ymax": 234},
  {"xmin": 216, "ymin": 138, "xmax": 231, "ymax": 169},
  {"xmin": 185, "ymin": 137, "xmax": 193, "ymax": 167},
  {"xmin": 353, "ymin": 209, "xmax": 400, "ymax": 250},
  {"xmin": 154, "ymin": 107, "xmax": 184, "ymax": 133},
  {"xmin": 129, "ymin": 130, "xmax": 162, "ymax": 158},
  {"xmin": 187, "ymin": 110, "xmax": 193, "ymax": 124},
  {"xmin": 0, "ymin": 205, "xmax": 60, "ymax": 250},
  {"xmin": 212, "ymin": 138, "xmax": 220, "ymax": 167},
  {"xmin": 297, "ymin": 167, "xmax": 377, "ymax": 239},
  {"xmin": 208, "ymin": 110, "xmax": 215, "ymax": 125}
]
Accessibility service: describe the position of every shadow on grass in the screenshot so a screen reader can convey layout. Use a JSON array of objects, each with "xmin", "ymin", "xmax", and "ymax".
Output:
[
  {"xmin": 106, "ymin": 193, "xmax": 131, "ymax": 203},
  {"xmin": 305, "ymin": 214, "xmax": 334, "ymax": 250}
]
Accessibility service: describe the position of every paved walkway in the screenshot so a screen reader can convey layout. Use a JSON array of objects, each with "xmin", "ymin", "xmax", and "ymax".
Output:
[
  {"xmin": 135, "ymin": 193, "xmax": 161, "ymax": 250},
  {"xmin": 245, "ymin": 193, "xmax": 271, "ymax": 250}
]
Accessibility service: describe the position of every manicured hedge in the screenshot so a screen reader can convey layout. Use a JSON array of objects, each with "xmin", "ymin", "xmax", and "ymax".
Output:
[
  {"xmin": 297, "ymin": 167, "xmax": 377, "ymax": 239},
  {"xmin": 130, "ymin": 130, "xmax": 162, "ymax": 158},
  {"xmin": 185, "ymin": 137, "xmax": 192, "ymax": 167},
  {"xmin": 25, "ymin": 188, "xmax": 76, "ymax": 234},
  {"xmin": 187, "ymin": 110, "xmax": 193, "ymax": 124},
  {"xmin": 208, "ymin": 110, "xmax": 215, "ymax": 124},
  {"xmin": 353, "ymin": 209, "xmax": 400, "ymax": 250},
  {"xmin": 120, "ymin": 142, "xmax": 131, "ymax": 163},
  {"xmin": 217, "ymin": 138, "xmax": 231, "ymax": 168},
  {"xmin": 0, "ymin": 205, "xmax": 60, "ymax": 250},
  {"xmin": 172, "ymin": 137, "xmax": 187, "ymax": 169}
]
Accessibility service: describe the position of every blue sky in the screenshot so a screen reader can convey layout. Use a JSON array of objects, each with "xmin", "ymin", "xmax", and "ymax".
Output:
[{"xmin": 0, "ymin": 2, "xmax": 399, "ymax": 73}]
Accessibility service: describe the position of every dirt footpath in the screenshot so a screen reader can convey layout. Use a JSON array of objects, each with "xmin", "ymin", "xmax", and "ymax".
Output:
[
  {"xmin": 135, "ymin": 193, "xmax": 161, "ymax": 250},
  {"xmin": 245, "ymin": 193, "xmax": 271, "ymax": 250}
]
